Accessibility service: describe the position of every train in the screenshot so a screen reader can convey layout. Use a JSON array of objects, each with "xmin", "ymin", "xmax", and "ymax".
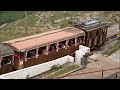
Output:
[{"xmin": 0, "ymin": 19, "xmax": 109, "ymax": 75}]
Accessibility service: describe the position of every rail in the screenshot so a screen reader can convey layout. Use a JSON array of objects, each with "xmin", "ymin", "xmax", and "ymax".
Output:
[
  {"xmin": 57, "ymin": 67, "xmax": 120, "ymax": 79},
  {"xmin": 106, "ymin": 34, "xmax": 117, "ymax": 41}
]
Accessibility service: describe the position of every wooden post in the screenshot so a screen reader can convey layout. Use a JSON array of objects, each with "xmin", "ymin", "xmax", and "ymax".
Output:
[
  {"xmin": 0, "ymin": 57, "xmax": 2, "ymax": 68},
  {"xmin": 46, "ymin": 45, "xmax": 50, "ymax": 55},
  {"xmin": 56, "ymin": 42, "xmax": 59, "ymax": 52},
  {"xmin": 102, "ymin": 70, "xmax": 104, "ymax": 79},
  {"xmin": 12, "ymin": 55, "xmax": 14, "ymax": 65},
  {"xmin": 75, "ymin": 37, "xmax": 77, "ymax": 46},
  {"xmin": 83, "ymin": 35, "xmax": 85, "ymax": 45},
  {"xmin": 65, "ymin": 39, "xmax": 69, "ymax": 49},
  {"xmin": 36, "ymin": 48, "xmax": 39, "ymax": 58},
  {"xmin": 24, "ymin": 50, "xmax": 27, "ymax": 61}
]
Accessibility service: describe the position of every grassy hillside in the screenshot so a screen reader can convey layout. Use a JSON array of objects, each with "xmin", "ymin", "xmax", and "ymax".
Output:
[
  {"xmin": 0, "ymin": 11, "xmax": 120, "ymax": 42},
  {"xmin": 0, "ymin": 11, "xmax": 36, "ymax": 25}
]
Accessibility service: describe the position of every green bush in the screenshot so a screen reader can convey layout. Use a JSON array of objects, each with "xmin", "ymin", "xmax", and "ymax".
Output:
[
  {"xmin": 107, "ymin": 45, "xmax": 120, "ymax": 56},
  {"xmin": 51, "ymin": 64, "xmax": 62, "ymax": 71}
]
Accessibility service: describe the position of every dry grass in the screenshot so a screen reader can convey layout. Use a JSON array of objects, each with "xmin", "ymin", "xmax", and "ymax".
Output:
[{"xmin": 0, "ymin": 11, "xmax": 120, "ymax": 42}]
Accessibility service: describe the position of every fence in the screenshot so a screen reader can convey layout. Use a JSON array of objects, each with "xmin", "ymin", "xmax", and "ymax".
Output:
[{"xmin": 58, "ymin": 67, "xmax": 120, "ymax": 79}]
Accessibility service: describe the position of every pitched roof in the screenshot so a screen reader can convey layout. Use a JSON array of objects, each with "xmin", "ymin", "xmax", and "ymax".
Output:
[
  {"xmin": 4, "ymin": 27, "xmax": 85, "ymax": 51},
  {"xmin": 74, "ymin": 20, "xmax": 109, "ymax": 31},
  {"xmin": 0, "ymin": 43, "xmax": 14, "ymax": 57}
]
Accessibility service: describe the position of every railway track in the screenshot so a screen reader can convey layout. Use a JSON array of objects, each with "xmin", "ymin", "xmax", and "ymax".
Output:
[
  {"xmin": 105, "ymin": 34, "xmax": 118, "ymax": 45},
  {"xmin": 106, "ymin": 34, "xmax": 117, "ymax": 41}
]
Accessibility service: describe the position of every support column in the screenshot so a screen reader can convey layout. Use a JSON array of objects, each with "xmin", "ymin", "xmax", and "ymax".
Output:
[
  {"xmin": 46, "ymin": 45, "xmax": 50, "ymax": 55},
  {"xmin": 83, "ymin": 35, "xmax": 85, "ymax": 45},
  {"xmin": 12, "ymin": 55, "xmax": 14, "ymax": 65},
  {"xmin": 0, "ymin": 57, "xmax": 2, "ymax": 68},
  {"xmin": 65, "ymin": 39, "xmax": 69, "ymax": 49},
  {"xmin": 56, "ymin": 42, "xmax": 59, "ymax": 52},
  {"xmin": 75, "ymin": 37, "xmax": 77, "ymax": 46},
  {"xmin": 24, "ymin": 50, "xmax": 27, "ymax": 61},
  {"xmin": 35, "ymin": 48, "xmax": 39, "ymax": 58}
]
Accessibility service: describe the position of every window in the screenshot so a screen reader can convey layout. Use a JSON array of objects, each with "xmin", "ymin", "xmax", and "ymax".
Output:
[
  {"xmin": 96, "ymin": 30, "xmax": 99, "ymax": 36},
  {"xmin": 81, "ymin": 36, "xmax": 84, "ymax": 42},
  {"xmin": 102, "ymin": 28, "xmax": 104, "ymax": 33},
  {"xmin": 38, "ymin": 47, "xmax": 43, "ymax": 55},
  {"xmin": 20, "ymin": 52, "xmax": 24, "ymax": 59},
  {"xmin": 49, "ymin": 44, "xmax": 56, "ymax": 52},
  {"xmin": 1, "ymin": 56, "xmax": 12, "ymax": 65},
  {"xmin": 68, "ymin": 38, "xmax": 75, "ymax": 46},
  {"xmin": 14, "ymin": 52, "xmax": 19, "ymax": 60},
  {"xmin": 39, "ymin": 46, "xmax": 46, "ymax": 54},
  {"xmin": 77, "ymin": 36, "xmax": 81, "ymax": 43},
  {"xmin": 27, "ymin": 49, "xmax": 36, "ymax": 58},
  {"xmin": 59, "ymin": 41, "xmax": 66, "ymax": 48}
]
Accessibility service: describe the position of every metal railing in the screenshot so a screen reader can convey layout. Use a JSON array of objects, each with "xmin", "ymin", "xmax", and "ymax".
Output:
[{"xmin": 57, "ymin": 67, "xmax": 120, "ymax": 79}]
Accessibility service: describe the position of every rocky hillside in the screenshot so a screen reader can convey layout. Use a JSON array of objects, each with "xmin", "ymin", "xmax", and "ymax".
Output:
[{"xmin": 0, "ymin": 11, "xmax": 120, "ymax": 42}]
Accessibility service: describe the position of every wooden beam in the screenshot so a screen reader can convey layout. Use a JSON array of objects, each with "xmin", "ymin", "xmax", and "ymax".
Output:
[
  {"xmin": 24, "ymin": 50, "xmax": 27, "ymax": 61},
  {"xmin": 0, "ymin": 57, "xmax": 2, "ymax": 68},
  {"xmin": 35, "ymin": 48, "xmax": 39, "ymax": 58},
  {"xmin": 12, "ymin": 55, "xmax": 14, "ymax": 65}
]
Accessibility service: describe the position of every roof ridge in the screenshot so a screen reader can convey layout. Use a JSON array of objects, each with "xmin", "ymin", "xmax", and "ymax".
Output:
[{"xmin": 11, "ymin": 27, "xmax": 73, "ymax": 44}]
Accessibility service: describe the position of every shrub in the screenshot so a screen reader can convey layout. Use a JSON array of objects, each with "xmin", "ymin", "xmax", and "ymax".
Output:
[{"xmin": 51, "ymin": 64, "xmax": 62, "ymax": 71}]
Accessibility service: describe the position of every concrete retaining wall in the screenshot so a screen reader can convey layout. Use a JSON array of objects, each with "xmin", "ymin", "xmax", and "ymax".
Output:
[
  {"xmin": 0, "ymin": 55, "xmax": 74, "ymax": 79},
  {"xmin": 75, "ymin": 45, "xmax": 90, "ymax": 65}
]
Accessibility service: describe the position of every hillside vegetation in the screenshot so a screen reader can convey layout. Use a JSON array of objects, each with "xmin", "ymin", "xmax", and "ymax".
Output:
[
  {"xmin": 0, "ymin": 11, "xmax": 120, "ymax": 42},
  {"xmin": 0, "ymin": 11, "xmax": 36, "ymax": 25}
]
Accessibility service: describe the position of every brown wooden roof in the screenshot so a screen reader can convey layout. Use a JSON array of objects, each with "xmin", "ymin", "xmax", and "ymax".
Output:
[{"xmin": 4, "ymin": 27, "xmax": 85, "ymax": 51}]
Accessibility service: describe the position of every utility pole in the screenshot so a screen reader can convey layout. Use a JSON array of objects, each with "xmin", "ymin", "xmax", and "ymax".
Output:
[{"xmin": 24, "ymin": 11, "xmax": 28, "ymax": 36}]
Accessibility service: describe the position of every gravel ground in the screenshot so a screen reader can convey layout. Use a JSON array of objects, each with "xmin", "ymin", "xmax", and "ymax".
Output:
[{"xmin": 108, "ymin": 49, "xmax": 120, "ymax": 62}]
